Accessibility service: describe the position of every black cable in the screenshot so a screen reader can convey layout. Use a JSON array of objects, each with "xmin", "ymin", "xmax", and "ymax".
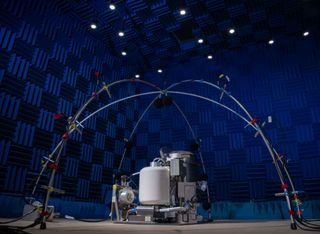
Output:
[
  {"xmin": 295, "ymin": 217, "xmax": 320, "ymax": 230},
  {"xmin": 0, "ymin": 226, "xmax": 31, "ymax": 234},
  {"xmin": 302, "ymin": 218, "xmax": 320, "ymax": 226},
  {"xmin": 72, "ymin": 218, "xmax": 108, "ymax": 223},
  {"xmin": 302, "ymin": 217, "xmax": 320, "ymax": 223},
  {"xmin": 306, "ymin": 218, "xmax": 320, "ymax": 222},
  {"xmin": 0, "ymin": 209, "xmax": 37, "ymax": 225},
  {"xmin": 298, "ymin": 222, "xmax": 320, "ymax": 230},
  {"xmin": 295, "ymin": 220, "xmax": 320, "ymax": 232},
  {"xmin": 0, "ymin": 217, "xmax": 41, "ymax": 233},
  {"xmin": 298, "ymin": 217, "xmax": 320, "ymax": 228}
]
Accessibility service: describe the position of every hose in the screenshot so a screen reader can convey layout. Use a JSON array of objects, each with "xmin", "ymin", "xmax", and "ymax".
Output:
[{"xmin": 0, "ymin": 208, "xmax": 37, "ymax": 224}]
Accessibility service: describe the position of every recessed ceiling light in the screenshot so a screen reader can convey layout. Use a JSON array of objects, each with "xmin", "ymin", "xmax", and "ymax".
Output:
[
  {"xmin": 118, "ymin": 31, "xmax": 124, "ymax": 37},
  {"xmin": 109, "ymin": 4, "xmax": 116, "ymax": 10},
  {"xmin": 198, "ymin": 38, "xmax": 204, "ymax": 44},
  {"xmin": 135, "ymin": 74, "xmax": 140, "ymax": 78},
  {"xmin": 121, "ymin": 51, "xmax": 127, "ymax": 56},
  {"xmin": 90, "ymin": 23, "xmax": 97, "ymax": 29},
  {"xmin": 303, "ymin": 31, "xmax": 309, "ymax": 37},
  {"xmin": 157, "ymin": 69, "xmax": 163, "ymax": 73},
  {"xmin": 207, "ymin": 55, "xmax": 213, "ymax": 60},
  {"xmin": 268, "ymin": 39, "xmax": 274, "ymax": 45},
  {"xmin": 180, "ymin": 9, "xmax": 186, "ymax": 15},
  {"xmin": 229, "ymin": 28, "xmax": 235, "ymax": 34}
]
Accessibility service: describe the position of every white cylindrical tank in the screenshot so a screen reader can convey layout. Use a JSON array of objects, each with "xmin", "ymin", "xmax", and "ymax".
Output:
[{"xmin": 139, "ymin": 166, "xmax": 170, "ymax": 205}]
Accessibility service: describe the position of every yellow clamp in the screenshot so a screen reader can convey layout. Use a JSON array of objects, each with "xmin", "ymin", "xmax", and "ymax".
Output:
[
  {"xmin": 69, "ymin": 123, "xmax": 76, "ymax": 131},
  {"xmin": 103, "ymin": 84, "xmax": 109, "ymax": 91},
  {"xmin": 47, "ymin": 186, "xmax": 54, "ymax": 192},
  {"xmin": 104, "ymin": 85, "xmax": 112, "ymax": 98},
  {"xmin": 112, "ymin": 184, "xmax": 120, "ymax": 190},
  {"xmin": 219, "ymin": 74, "xmax": 224, "ymax": 79},
  {"xmin": 276, "ymin": 155, "xmax": 283, "ymax": 161}
]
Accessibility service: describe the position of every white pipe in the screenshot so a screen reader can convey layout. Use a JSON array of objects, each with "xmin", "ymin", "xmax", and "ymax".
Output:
[
  {"xmin": 79, "ymin": 91, "xmax": 162, "ymax": 125},
  {"xmin": 159, "ymin": 207, "xmax": 187, "ymax": 213},
  {"xmin": 166, "ymin": 91, "xmax": 257, "ymax": 130}
]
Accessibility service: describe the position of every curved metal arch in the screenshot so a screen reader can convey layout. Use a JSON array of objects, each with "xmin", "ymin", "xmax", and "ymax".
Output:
[
  {"xmin": 166, "ymin": 79, "xmax": 254, "ymax": 120},
  {"xmin": 36, "ymin": 78, "xmax": 298, "ymax": 228},
  {"xmin": 73, "ymin": 79, "xmax": 162, "ymax": 122}
]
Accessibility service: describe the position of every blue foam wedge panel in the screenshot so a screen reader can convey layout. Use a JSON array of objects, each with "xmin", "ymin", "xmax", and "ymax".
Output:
[{"xmin": 0, "ymin": 0, "xmax": 139, "ymax": 208}]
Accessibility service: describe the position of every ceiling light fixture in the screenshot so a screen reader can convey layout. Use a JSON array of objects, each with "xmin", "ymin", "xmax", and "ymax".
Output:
[
  {"xmin": 135, "ymin": 74, "xmax": 140, "ymax": 78},
  {"xmin": 207, "ymin": 55, "xmax": 213, "ymax": 60},
  {"xmin": 303, "ymin": 31, "xmax": 309, "ymax": 37},
  {"xmin": 109, "ymin": 4, "xmax": 116, "ymax": 10},
  {"xmin": 198, "ymin": 38, "xmax": 204, "ymax": 44},
  {"xmin": 229, "ymin": 28, "xmax": 235, "ymax": 34},
  {"xmin": 157, "ymin": 69, "xmax": 163, "ymax": 73},
  {"xmin": 180, "ymin": 9, "xmax": 186, "ymax": 15},
  {"xmin": 90, "ymin": 23, "xmax": 97, "ymax": 29},
  {"xmin": 121, "ymin": 51, "xmax": 127, "ymax": 56},
  {"xmin": 268, "ymin": 39, "xmax": 274, "ymax": 45},
  {"xmin": 118, "ymin": 31, "xmax": 124, "ymax": 37}
]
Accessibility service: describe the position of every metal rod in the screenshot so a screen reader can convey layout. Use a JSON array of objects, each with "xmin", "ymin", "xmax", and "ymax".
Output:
[
  {"xmin": 118, "ymin": 95, "xmax": 161, "ymax": 171},
  {"xmin": 73, "ymin": 79, "xmax": 162, "ymax": 122},
  {"xmin": 40, "ymin": 141, "xmax": 65, "ymax": 229},
  {"xmin": 167, "ymin": 91, "xmax": 257, "ymax": 129},
  {"xmin": 166, "ymin": 79, "xmax": 255, "ymax": 120},
  {"xmin": 79, "ymin": 91, "xmax": 162, "ymax": 125}
]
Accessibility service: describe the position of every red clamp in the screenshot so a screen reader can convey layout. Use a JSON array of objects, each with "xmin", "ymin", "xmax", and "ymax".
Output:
[
  {"xmin": 94, "ymin": 71, "xmax": 100, "ymax": 78},
  {"xmin": 288, "ymin": 210, "xmax": 295, "ymax": 216},
  {"xmin": 54, "ymin": 113, "xmax": 63, "ymax": 120},
  {"xmin": 131, "ymin": 78, "xmax": 136, "ymax": 83},
  {"xmin": 281, "ymin": 183, "xmax": 289, "ymax": 190},
  {"xmin": 244, "ymin": 118, "xmax": 258, "ymax": 128},
  {"xmin": 92, "ymin": 91, "xmax": 97, "ymax": 98},
  {"xmin": 250, "ymin": 118, "xmax": 257, "ymax": 124},
  {"xmin": 49, "ymin": 163, "xmax": 58, "ymax": 171},
  {"xmin": 62, "ymin": 132, "xmax": 69, "ymax": 140},
  {"xmin": 40, "ymin": 211, "xmax": 49, "ymax": 217}
]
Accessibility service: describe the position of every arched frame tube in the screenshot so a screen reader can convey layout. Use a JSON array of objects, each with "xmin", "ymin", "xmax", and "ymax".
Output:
[{"xmin": 36, "ymin": 78, "xmax": 297, "ymax": 228}]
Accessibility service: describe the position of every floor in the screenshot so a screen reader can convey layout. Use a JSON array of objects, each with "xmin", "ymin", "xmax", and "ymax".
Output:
[{"xmin": 0, "ymin": 219, "xmax": 311, "ymax": 234}]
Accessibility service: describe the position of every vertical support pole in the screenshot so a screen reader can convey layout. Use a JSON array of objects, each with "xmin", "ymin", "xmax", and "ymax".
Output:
[{"xmin": 40, "ymin": 141, "xmax": 65, "ymax": 229}]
